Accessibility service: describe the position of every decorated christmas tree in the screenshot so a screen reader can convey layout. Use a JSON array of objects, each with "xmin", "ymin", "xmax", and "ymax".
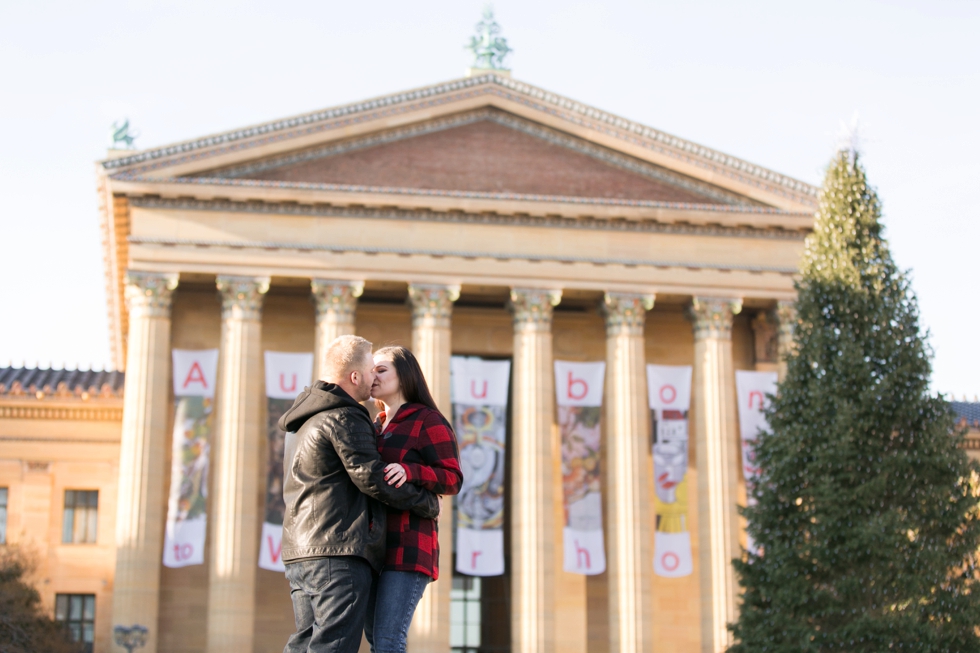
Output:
[{"xmin": 730, "ymin": 147, "xmax": 980, "ymax": 652}]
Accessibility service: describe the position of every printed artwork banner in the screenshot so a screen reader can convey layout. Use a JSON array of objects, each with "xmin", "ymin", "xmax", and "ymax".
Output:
[
  {"xmin": 163, "ymin": 349, "xmax": 219, "ymax": 568},
  {"xmin": 452, "ymin": 356, "xmax": 510, "ymax": 577},
  {"xmin": 259, "ymin": 352, "xmax": 313, "ymax": 571},
  {"xmin": 735, "ymin": 370, "xmax": 778, "ymax": 553},
  {"xmin": 555, "ymin": 360, "xmax": 606, "ymax": 575},
  {"xmin": 647, "ymin": 364, "xmax": 694, "ymax": 578}
]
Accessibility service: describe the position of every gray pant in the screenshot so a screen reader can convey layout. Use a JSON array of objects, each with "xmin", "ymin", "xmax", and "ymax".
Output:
[{"xmin": 284, "ymin": 556, "xmax": 373, "ymax": 653}]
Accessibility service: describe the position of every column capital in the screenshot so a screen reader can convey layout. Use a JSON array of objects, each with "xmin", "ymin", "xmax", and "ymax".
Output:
[
  {"xmin": 216, "ymin": 276, "xmax": 270, "ymax": 321},
  {"xmin": 408, "ymin": 283, "xmax": 460, "ymax": 329},
  {"xmin": 601, "ymin": 292, "xmax": 654, "ymax": 337},
  {"xmin": 690, "ymin": 296, "xmax": 742, "ymax": 340},
  {"xmin": 124, "ymin": 270, "xmax": 179, "ymax": 318},
  {"xmin": 509, "ymin": 288, "xmax": 561, "ymax": 332},
  {"xmin": 311, "ymin": 279, "xmax": 364, "ymax": 324}
]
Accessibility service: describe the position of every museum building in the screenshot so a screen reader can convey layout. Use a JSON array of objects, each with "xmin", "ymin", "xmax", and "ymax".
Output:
[{"xmin": 2, "ymin": 68, "xmax": 979, "ymax": 653}]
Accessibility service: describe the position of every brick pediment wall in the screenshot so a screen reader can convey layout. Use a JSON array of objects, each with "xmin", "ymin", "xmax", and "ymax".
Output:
[{"xmin": 245, "ymin": 119, "xmax": 729, "ymax": 204}]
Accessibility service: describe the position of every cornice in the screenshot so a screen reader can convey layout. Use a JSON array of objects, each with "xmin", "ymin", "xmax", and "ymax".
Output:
[
  {"xmin": 126, "ymin": 196, "xmax": 809, "ymax": 240},
  {"xmin": 129, "ymin": 235, "xmax": 799, "ymax": 275},
  {"xmin": 99, "ymin": 75, "xmax": 818, "ymax": 207},
  {"xmin": 0, "ymin": 399, "xmax": 124, "ymax": 422}
]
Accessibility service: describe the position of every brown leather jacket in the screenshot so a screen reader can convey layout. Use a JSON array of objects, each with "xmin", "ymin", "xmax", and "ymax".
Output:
[{"xmin": 279, "ymin": 382, "xmax": 440, "ymax": 569}]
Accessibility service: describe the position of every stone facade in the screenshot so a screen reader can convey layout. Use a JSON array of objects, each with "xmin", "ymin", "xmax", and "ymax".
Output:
[{"xmin": 2, "ymin": 72, "xmax": 838, "ymax": 653}]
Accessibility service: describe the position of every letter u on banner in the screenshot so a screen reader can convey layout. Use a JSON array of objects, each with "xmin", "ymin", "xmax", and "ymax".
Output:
[
  {"xmin": 259, "ymin": 351, "xmax": 313, "ymax": 572},
  {"xmin": 555, "ymin": 360, "xmax": 606, "ymax": 575},
  {"xmin": 451, "ymin": 356, "xmax": 510, "ymax": 577},
  {"xmin": 647, "ymin": 364, "xmax": 694, "ymax": 578},
  {"xmin": 163, "ymin": 349, "xmax": 219, "ymax": 568}
]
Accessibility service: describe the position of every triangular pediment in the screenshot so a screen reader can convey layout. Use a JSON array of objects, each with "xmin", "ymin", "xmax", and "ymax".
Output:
[{"xmin": 196, "ymin": 110, "xmax": 758, "ymax": 207}]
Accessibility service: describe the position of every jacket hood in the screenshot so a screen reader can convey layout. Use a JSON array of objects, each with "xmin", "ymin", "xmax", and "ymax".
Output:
[{"xmin": 278, "ymin": 381, "xmax": 370, "ymax": 432}]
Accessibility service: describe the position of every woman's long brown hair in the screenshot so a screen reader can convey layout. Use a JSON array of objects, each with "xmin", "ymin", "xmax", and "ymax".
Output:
[{"xmin": 373, "ymin": 346, "xmax": 442, "ymax": 415}]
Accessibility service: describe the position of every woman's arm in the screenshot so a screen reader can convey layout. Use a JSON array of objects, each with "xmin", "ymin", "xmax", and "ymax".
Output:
[{"xmin": 397, "ymin": 411, "xmax": 464, "ymax": 495}]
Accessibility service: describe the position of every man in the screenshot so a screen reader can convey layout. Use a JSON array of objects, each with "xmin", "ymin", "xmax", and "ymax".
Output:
[{"xmin": 280, "ymin": 335, "xmax": 440, "ymax": 653}]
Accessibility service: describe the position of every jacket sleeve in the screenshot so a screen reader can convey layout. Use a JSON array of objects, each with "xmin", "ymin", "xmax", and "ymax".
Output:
[
  {"xmin": 402, "ymin": 411, "xmax": 464, "ymax": 496},
  {"xmin": 328, "ymin": 418, "xmax": 440, "ymax": 519}
]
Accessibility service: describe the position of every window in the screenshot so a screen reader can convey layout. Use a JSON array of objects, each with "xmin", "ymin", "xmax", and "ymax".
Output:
[
  {"xmin": 450, "ymin": 574, "xmax": 482, "ymax": 653},
  {"xmin": 62, "ymin": 490, "xmax": 98, "ymax": 544},
  {"xmin": 55, "ymin": 594, "xmax": 95, "ymax": 653},
  {"xmin": 0, "ymin": 487, "xmax": 7, "ymax": 544}
]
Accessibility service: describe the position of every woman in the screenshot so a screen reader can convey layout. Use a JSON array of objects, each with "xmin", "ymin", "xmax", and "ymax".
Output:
[{"xmin": 366, "ymin": 345, "xmax": 463, "ymax": 653}]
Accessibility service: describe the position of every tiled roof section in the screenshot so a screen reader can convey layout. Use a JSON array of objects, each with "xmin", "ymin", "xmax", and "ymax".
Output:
[
  {"xmin": 0, "ymin": 367, "xmax": 125, "ymax": 399},
  {"xmin": 952, "ymin": 401, "xmax": 980, "ymax": 430},
  {"xmin": 99, "ymin": 74, "xmax": 818, "ymax": 203}
]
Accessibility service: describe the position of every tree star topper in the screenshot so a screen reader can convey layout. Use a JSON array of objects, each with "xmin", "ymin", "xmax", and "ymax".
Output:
[{"xmin": 466, "ymin": 6, "xmax": 512, "ymax": 70}]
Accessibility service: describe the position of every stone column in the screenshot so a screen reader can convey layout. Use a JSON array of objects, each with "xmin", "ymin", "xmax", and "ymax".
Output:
[
  {"xmin": 311, "ymin": 279, "xmax": 363, "ymax": 380},
  {"xmin": 206, "ymin": 276, "xmax": 269, "ymax": 653},
  {"xmin": 509, "ymin": 287, "xmax": 562, "ymax": 653},
  {"xmin": 690, "ymin": 297, "xmax": 742, "ymax": 653},
  {"xmin": 407, "ymin": 283, "xmax": 460, "ymax": 653},
  {"xmin": 601, "ymin": 292, "xmax": 655, "ymax": 653},
  {"xmin": 775, "ymin": 300, "xmax": 797, "ymax": 382},
  {"xmin": 112, "ymin": 271, "xmax": 178, "ymax": 653}
]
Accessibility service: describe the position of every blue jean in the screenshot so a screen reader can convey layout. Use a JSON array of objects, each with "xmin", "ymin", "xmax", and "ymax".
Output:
[
  {"xmin": 283, "ymin": 556, "xmax": 373, "ymax": 653},
  {"xmin": 363, "ymin": 570, "xmax": 431, "ymax": 653}
]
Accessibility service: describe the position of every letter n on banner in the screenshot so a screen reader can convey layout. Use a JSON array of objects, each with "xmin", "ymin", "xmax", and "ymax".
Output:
[
  {"xmin": 647, "ymin": 364, "xmax": 694, "ymax": 577},
  {"xmin": 259, "ymin": 352, "xmax": 313, "ymax": 571},
  {"xmin": 451, "ymin": 356, "xmax": 510, "ymax": 577},
  {"xmin": 735, "ymin": 370, "xmax": 777, "ymax": 553},
  {"xmin": 164, "ymin": 349, "xmax": 219, "ymax": 568},
  {"xmin": 554, "ymin": 360, "xmax": 606, "ymax": 575}
]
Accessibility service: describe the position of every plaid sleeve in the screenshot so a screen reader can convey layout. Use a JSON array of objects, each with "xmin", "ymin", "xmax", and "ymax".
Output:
[{"xmin": 402, "ymin": 410, "xmax": 463, "ymax": 496}]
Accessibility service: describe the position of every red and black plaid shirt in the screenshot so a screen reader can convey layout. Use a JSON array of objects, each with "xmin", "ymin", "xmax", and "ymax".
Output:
[{"xmin": 375, "ymin": 403, "xmax": 463, "ymax": 579}]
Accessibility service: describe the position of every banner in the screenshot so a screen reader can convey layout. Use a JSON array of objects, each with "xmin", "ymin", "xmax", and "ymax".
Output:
[
  {"xmin": 554, "ymin": 360, "xmax": 606, "ymax": 575},
  {"xmin": 452, "ymin": 356, "xmax": 511, "ymax": 577},
  {"xmin": 647, "ymin": 364, "xmax": 694, "ymax": 578},
  {"xmin": 163, "ymin": 349, "xmax": 219, "ymax": 568},
  {"xmin": 259, "ymin": 352, "xmax": 314, "ymax": 571},
  {"xmin": 735, "ymin": 370, "xmax": 778, "ymax": 552}
]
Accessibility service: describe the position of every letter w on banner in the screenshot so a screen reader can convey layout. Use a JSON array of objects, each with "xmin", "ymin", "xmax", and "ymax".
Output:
[
  {"xmin": 259, "ymin": 352, "xmax": 313, "ymax": 572},
  {"xmin": 164, "ymin": 349, "xmax": 219, "ymax": 568},
  {"xmin": 647, "ymin": 364, "xmax": 694, "ymax": 578},
  {"xmin": 735, "ymin": 370, "xmax": 777, "ymax": 553},
  {"xmin": 555, "ymin": 360, "xmax": 606, "ymax": 575},
  {"xmin": 451, "ymin": 356, "xmax": 510, "ymax": 577}
]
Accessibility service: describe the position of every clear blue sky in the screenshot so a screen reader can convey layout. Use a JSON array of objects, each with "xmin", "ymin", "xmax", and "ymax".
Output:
[{"xmin": 1, "ymin": 0, "xmax": 977, "ymax": 397}]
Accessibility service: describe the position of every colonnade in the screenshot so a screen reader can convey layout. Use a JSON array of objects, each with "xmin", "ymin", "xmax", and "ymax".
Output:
[{"xmin": 112, "ymin": 271, "xmax": 794, "ymax": 653}]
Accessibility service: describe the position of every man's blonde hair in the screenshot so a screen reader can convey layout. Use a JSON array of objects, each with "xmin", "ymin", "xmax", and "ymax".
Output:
[{"xmin": 323, "ymin": 335, "xmax": 373, "ymax": 382}]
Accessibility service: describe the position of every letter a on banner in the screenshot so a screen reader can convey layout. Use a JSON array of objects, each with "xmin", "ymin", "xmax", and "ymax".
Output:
[
  {"xmin": 555, "ymin": 360, "xmax": 606, "ymax": 575},
  {"xmin": 647, "ymin": 364, "xmax": 694, "ymax": 577},
  {"xmin": 452, "ymin": 356, "xmax": 510, "ymax": 577},
  {"xmin": 164, "ymin": 349, "xmax": 219, "ymax": 568},
  {"xmin": 260, "ymin": 352, "xmax": 313, "ymax": 571}
]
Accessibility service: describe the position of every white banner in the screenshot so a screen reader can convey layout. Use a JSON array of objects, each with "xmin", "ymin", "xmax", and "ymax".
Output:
[
  {"xmin": 163, "ymin": 349, "xmax": 218, "ymax": 568},
  {"xmin": 555, "ymin": 360, "xmax": 606, "ymax": 575},
  {"xmin": 736, "ymin": 370, "xmax": 777, "ymax": 553},
  {"xmin": 452, "ymin": 357, "xmax": 510, "ymax": 577},
  {"xmin": 647, "ymin": 364, "xmax": 694, "ymax": 577},
  {"xmin": 259, "ymin": 352, "xmax": 313, "ymax": 571}
]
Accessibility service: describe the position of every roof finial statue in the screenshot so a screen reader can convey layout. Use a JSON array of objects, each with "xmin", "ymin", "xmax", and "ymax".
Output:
[
  {"xmin": 466, "ymin": 6, "xmax": 512, "ymax": 72},
  {"xmin": 110, "ymin": 119, "xmax": 139, "ymax": 150}
]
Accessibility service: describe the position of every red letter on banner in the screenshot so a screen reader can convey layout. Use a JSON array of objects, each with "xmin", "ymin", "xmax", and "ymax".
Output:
[
  {"xmin": 567, "ymin": 371, "xmax": 588, "ymax": 401},
  {"xmin": 183, "ymin": 362, "xmax": 208, "ymax": 390},
  {"xmin": 748, "ymin": 390, "xmax": 764, "ymax": 410}
]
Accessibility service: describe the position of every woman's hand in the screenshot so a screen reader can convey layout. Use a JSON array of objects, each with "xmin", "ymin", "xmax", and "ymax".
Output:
[{"xmin": 384, "ymin": 462, "xmax": 407, "ymax": 488}]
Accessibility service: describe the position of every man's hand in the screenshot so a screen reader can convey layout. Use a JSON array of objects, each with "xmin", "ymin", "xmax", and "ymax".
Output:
[{"xmin": 384, "ymin": 463, "xmax": 407, "ymax": 488}]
